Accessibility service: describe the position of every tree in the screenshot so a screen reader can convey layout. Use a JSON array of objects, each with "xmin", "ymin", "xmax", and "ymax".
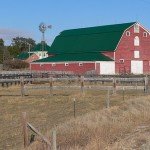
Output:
[
  {"xmin": 0, "ymin": 39, "xmax": 5, "ymax": 63},
  {"xmin": 0, "ymin": 39, "xmax": 4, "ymax": 47},
  {"xmin": 0, "ymin": 39, "xmax": 11, "ymax": 69},
  {"xmin": 7, "ymin": 45, "xmax": 20, "ymax": 58},
  {"xmin": 12, "ymin": 37, "xmax": 36, "ymax": 52},
  {"xmin": 8, "ymin": 37, "xmax": 36, "ymax": 58}
]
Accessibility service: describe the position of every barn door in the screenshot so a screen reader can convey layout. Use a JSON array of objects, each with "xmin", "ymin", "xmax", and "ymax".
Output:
[
  {"xmin": 100, "ymin": 62, "xmax": 115, "ymax": 75},
  {"xmin": 131, "ymin": 60, "xmax": 143, "ymax": 74}
]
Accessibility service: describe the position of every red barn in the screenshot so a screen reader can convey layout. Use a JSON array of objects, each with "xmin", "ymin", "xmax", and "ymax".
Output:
[
  {"xmin": 17, "ymin": 43, "xmax": 50, "ymax": 63},
  {"xmin": 30, "ymin": 22, "xmax": 150, "ymax": 75},
  {"xmin": 17, "ymin": 52, "xmax": 39, "ymax": 63}
]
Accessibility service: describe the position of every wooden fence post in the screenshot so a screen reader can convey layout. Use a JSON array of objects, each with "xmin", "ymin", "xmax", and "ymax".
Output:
[
  {"xmin": 81, "ymin": 76, "xmax": 84, "ymax": 93},
  {"xmin": 22, "ymin": 112, "xmax": 29, "ymax": 148},
  {"xmin": 122, "ymin": 86, "xmax": 125, "ymax": 101},
  {"xmin": 20, "ymin": 77, "xmax": 25, "ymax": 96},
  {"xmin": 144, "ymin": 76, "xmax": 149, "ymax": 93},
  {"xmin": 49, "ymin": 77, "xmax": 53, "ymax": 95},
  {"xmin": 106, "ymin": 89, "xmax": 110, "ymax": 108},
  {"xmin": 73, "ymin": 98, "xmax": 76, "ymax": 118},
  {"xmin": 2, "ymin": 83, "xmax": 4, "ymax": 87},
  {"xmin": 113, "ymin": 78, "xmax": 116, "ymax": 94},
  {"xmin": 52, "ymin": 129, "xmax": 57, "ymax": 150},
  {"xmin": 136, "ymin": 82, "xmax": 138, "ymax": 97}
]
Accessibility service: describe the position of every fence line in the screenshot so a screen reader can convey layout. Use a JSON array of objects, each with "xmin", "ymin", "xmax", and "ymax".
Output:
[
  {"xmin": 0, "ymin": 77, "xmax": 146, "ymax": 83},
  {"xmin": 22, "ymin": 78, "xmax": 147, "ymax": 96},
  {"xmin": 0, "ymin": 76, "xmax": 149, "ymax": 96}
]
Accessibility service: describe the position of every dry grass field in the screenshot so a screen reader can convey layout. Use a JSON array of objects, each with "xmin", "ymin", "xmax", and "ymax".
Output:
[{"xmin": 0, "ymin": 82, "xmax": 149, "ymax": 150}]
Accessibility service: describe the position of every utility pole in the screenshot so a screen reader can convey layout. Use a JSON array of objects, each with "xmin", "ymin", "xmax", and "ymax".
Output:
[{"xmin": 27, "ymin": 43, "xmax": 31, "ymax": 58}]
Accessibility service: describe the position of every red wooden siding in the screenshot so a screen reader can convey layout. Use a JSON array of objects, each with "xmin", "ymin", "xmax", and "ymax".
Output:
[{"xmin": 30, "ymin": 62, "xmax": 95, "ymax": 74}]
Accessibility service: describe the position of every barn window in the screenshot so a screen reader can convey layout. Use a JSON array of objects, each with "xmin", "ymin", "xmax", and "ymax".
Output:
[
  {"xmin": 79, "ymin": 63, "xmax": 83, "ymax": 66},
  {"xmin": 119, "ymin": 59, "xmax": 124, "ymax": 63},
  {"xmin": 65, "ymin": 63, "xmax": 69, "ymax": 66},
  {"xmin": 52, "ymin": 63, "xmax": 56, "ymax": 67},
  {"xmin": 143, "ymin": 32, "xmax": 148, "ymax": 37},
  {"xmin": 134, "ymin": 24, "xmax": 139, "ymax": 33},
  {"xmin": 134, "ymin": 36, "xmax": 140, "ymax": 46},
  {"xmin": 126, "ymin": 31, "xmax": 130, "ymax": 36},
  {"xmin": 134, "ymin": 51, "xmax": 140, "ymax": 58}
]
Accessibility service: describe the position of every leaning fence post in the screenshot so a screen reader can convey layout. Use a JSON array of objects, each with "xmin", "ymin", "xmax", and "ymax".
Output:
[
  {"xmin": 81, "ymin": 76, "xmax": 84, "ymax": 93},
  {"xmin": 113, "ymin": 78, "xmax": 116, "ymax": 94},
  {"xmin": 20, "ymin": 77, "xmax": 25, "ymax": 96},
  {"xmin": 106, "ymin": 89, "xmax": 110, "ymax": 108},
  {"xmin": 52, "ymin": 129, "xmax": 57, "ymax": 150},
  {"xmin": 144, "ymin": 76, "xmax": 149, "ymax": 93},
  {"xmin": 22, "ymin": 112, "xmax": 29, "ymax": 148}
]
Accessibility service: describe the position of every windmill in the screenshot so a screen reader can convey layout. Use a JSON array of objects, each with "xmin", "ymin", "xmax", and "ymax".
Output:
[{"xmin": 39, "ymin": 23, "xmax": 52, "ymax": 57}]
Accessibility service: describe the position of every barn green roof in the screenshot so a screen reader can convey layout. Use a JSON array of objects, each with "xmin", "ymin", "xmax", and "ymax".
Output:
[
  {"xmin": 49, "ymin": 22, "xmax": 136, "ymax": 54},
  {"xmin": 17, "ymin": 52, "xmax": 33, "ymax": 60},
  {"xmin": 31, "ymin": 43, "xmax": 51, "ymax": 52},
  {"xmin": 34, "ymin": 52, "xmax": 113, "ymax": 63}
]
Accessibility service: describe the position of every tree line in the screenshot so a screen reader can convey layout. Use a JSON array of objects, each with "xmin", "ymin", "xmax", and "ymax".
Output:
[{"xmin": 0, "ymin": 37, "xmax": 36, "ymax": 69}]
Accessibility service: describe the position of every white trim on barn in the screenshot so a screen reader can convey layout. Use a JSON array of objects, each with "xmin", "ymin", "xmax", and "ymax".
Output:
[
  {"xmin": 134, "ymin": 36, "xmax": 140, "ymax": 46},
  {"xmin": 30, "ymin": 61, "xmax": 95, "ymax": 65},
  {"xmin": 114, "ymin": 23, "xmax": 136, "ymax": 51},
  {"xmin": 114, "ymin": 22, "xmax": 150, "ymax": 52},
  {"xmin": 138, "ymin": 23, "xmax": 150, "ymax": 35}
]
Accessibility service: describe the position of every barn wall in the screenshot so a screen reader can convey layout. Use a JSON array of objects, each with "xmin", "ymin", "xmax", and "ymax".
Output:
[
  {"xmin": 115, "ymin": 24, "xmax": 150, "ymax": 74},
  {"xmin": 143, "ymin": 60, "xmax": 150, "ymax": 74},
  {"xmin": 30, "ymin": 62, "xmax": 95, "ymax": 74}
]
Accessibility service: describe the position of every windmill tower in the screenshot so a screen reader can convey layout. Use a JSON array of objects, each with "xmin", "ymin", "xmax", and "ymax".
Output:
[{"xmin": 39, "ymin": 23, "xmax": 52, "ymax": 58}]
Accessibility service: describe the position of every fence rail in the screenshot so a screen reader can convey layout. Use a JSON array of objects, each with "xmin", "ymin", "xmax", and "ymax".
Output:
[
  {"xmin": 0, "ymin": 77, "xmax": 146, "ymax": 83},
  {"xmin": 0, "ymin": 76, "xmax": 149, "ymax": 96}
]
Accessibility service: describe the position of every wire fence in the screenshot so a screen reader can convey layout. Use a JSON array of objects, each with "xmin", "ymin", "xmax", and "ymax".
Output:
[{"xmin": 0, "ymin": 75, "xmax": 150, "ymax": 149}]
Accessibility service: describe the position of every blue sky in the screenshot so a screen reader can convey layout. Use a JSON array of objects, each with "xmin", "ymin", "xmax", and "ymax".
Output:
[{"xmin": 0, "ymin": 0, "xmax": 150, "ymax": 45}]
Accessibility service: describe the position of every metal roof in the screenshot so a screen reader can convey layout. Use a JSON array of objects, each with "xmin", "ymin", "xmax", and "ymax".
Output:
[
  {"xmin": 49, "ymin": 22, "xmax": 135, "ymax": 54},
  {"xmin": 34, "ymin": 52, "xmax": 113, "ymax": 63}
]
